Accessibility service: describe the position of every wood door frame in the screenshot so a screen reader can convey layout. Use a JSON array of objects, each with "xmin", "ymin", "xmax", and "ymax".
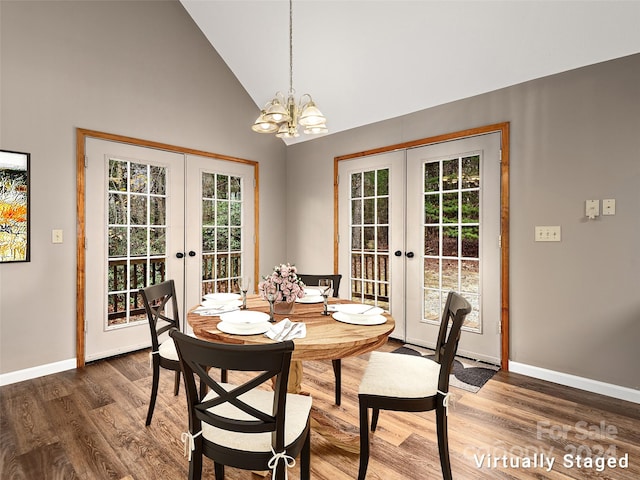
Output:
[
  {"xmin": 333, "ymin": 122, "xmax": 510, "ymax": 370},
  {"xmin": 75, "ymin": 128, "xmax": 260, "ymax": 368}
]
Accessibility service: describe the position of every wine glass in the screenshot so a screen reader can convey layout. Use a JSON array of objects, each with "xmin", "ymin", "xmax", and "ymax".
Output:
[
  {"xmin": 318, "ymin": 278, "xmax": 333, "ymax": 316},
  {"xmin": 238, "ymin": 275, "xmax": 251, "ymax": 310},
  {"xmin": 266, "ymin": 292, "xmax": 277, "ymax": 322}
]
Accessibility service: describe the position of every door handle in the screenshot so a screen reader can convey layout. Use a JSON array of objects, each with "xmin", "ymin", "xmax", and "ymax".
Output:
[
  {"xmin": 405, "ymin": 251, "xmax": 414, "ymax": 258},
  {"xmin": 394, "ymin": 250, "xmax": 402, "ymax": 257},
  {"xmin": 176, "ymin": 252, "xmax": 185, "ymax": 259},
  {"xmin": 188, "ymin": 251, "xmax": 196, "ymax": 257}
]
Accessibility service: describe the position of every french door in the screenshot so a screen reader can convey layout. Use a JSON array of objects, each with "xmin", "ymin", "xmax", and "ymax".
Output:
[
  {"xmin": 338, "ymin": 150, "xmax": 406, "ymax": 339},
  {"xmin": 338, "ymin": 133, "xmax": 501, "ymax": 363},
  {"xmin": 406, "ymin": 133, "xmax": 501, "ymax": 363},
  {"xmin": 183, "ymin": 154, "xmax": 255, "ymax": 326},
  {"xmin": 84, "ymin": 138, "xmax": 254, "ymax": 361}
]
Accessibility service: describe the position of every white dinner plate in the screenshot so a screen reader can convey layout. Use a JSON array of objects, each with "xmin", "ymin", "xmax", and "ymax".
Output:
[
  {"xmin": 304, "ymin": 288, "xmax": 322, "ymax": 296},
  {"xmin": 203, "ymin": 292, "xmax": 241, "ymax": 303},
  {"xmin": 296, "ymin": 295, "xmax": 324, "ymax": 304},
  {"xmin": 220, "ymin": 310, "xmax": 270, "ymax": 325},
  {"xmin": 217, "ymin": 321, "xmax": 271, "ymax": 335},
  {"xmin": 332, "ymin": 312, "xmax": 387, "ymax": 325},
  {"xmin": 332, "ymin": 304, "xmax": 384, "ymax": 317}
]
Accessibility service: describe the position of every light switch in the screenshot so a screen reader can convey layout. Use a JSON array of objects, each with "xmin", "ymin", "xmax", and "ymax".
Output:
[
  {"xmin": 52, "ymin": 229, "xmax": 63, "ymax": 244},
  {"xmin": 535, "ymin": 226, "xmax": 561, "ymax": 242},
  {"xmin": 603, "ymin": 199, "xmax": 616, "ymax": 215}
]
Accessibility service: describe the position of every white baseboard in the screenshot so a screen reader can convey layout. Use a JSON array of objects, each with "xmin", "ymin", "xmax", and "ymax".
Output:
[
  {"xmin": 509, "ymin": 361, "xmax": 640, "ymax": 404},
  {"xmin": 0, "ymin": 358, "xmax": 76, "ymax": 387}
]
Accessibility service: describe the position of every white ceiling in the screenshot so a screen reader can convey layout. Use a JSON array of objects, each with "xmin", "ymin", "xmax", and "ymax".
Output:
[{"xmin": 181, "ymin": 1, "xmax": 640, "ymax": 144}]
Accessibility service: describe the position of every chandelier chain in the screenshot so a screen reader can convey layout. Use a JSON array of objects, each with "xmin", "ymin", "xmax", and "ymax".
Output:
[{"xmin": 289, "ymin": 0, "xmax": 293, "ymax": 94}]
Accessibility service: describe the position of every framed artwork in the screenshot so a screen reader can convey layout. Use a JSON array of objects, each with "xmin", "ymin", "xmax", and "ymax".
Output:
[{"xmin": 0, "ymin": 149, "xmax": 30, "ymax": 262}]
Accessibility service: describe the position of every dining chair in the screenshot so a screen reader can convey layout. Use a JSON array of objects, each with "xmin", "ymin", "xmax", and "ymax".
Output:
[
  {"xmin": 139, "ymin": 279, "xmax": 182, "ymax": 426},
  {"xmin": 297, "ymin": 273, "xmax": 344, "ymax": 405},
  {"xmin": 357, "ymin": 291, "xmax": 472, "ymax": 480},
  {"xmin": 170, "ymin": 331, "xmax": 312, "ymax": 480}
]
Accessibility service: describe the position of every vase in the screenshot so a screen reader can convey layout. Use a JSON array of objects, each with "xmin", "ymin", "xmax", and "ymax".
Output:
[{"xmin": 273, "ymin": 300, "xmax": 296, "ymax": 315}]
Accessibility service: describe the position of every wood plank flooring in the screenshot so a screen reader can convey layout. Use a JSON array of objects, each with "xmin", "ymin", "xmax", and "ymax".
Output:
[{"xmin": 1, "ymin": 339, "xmax": 638, "ymax": 479}]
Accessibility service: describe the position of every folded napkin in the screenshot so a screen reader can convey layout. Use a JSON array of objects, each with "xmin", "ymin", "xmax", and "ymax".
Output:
[
  {"xmin": 265, "ymin": 318, "xmax": 306, "ymax": 341},
  {"xmin": 193, "ymin": 305, "xmax": 240, "ymax": 316}
]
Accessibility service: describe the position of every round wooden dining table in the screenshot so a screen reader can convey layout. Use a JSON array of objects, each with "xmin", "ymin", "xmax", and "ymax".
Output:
[
  {"xmin": 187, "ymin": 294, "xmax": 395, "ymax": 454},
  {"xmin": 187, "ymin": 294, "xmax": 395, "ymax": 393}
]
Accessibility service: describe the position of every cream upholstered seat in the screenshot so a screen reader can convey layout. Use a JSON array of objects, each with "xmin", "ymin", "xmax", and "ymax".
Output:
[
  {"xmin": 158, "ymin": 337, "xmax": 179, "ymax": 361},
  {"xmin": 170, "ymin": 331, "xmax": 311, "ymax": 480},
  {"xmin": 359, "ymin": 351, "xmax": 440, "ymax": 398},
  {"xmin": 357, "ymin": 291, "xmax": 472, "ymax": 480}
]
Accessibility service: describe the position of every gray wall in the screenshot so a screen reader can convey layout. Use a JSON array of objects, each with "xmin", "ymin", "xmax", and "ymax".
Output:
[
  {"xmin": 286, "ymin": 54, "xmax": 640, "ymax": 390},
  {"xmin": 1, "ymin": 0, "xmax": 638, "ymax": 392},
  {"xmin": 0, "ymin": 0, "xmax": 286, "ymax": 374}
]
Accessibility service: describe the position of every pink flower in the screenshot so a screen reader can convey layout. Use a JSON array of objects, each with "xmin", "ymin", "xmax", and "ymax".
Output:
[{"xmin": 259, "ymin": 263, "xmax": 306, "ymax": 303}]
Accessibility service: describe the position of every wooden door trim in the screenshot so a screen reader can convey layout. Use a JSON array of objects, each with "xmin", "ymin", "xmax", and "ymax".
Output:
[
  {"xmin": 75, "ymin": 128, "xmax": 260, "ymax": 368},
  {"xmin": 333, "ymin": 122, "xmax": 510, "ymax": 370}
]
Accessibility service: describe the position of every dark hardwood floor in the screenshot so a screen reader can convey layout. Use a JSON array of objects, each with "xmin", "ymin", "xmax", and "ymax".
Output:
[{"xmin": 1, "ymin": 339, "xmax": 638, "ymax": 479}]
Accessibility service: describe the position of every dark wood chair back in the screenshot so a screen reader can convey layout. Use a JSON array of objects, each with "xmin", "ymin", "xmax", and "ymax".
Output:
[
  {"xmin": 298, "ymin": 274, "xmax": 342, "ymax": 298},
  {"xmin": 434, "ymin": 291, "xmax": 472, "ymax": 391},
  {"xmin": 140, "ymin": 279, "xmax": 180, "ymax": 352},
  {"xmin": 297, "ymin": 273, "xmax": 344, "ymax": 405},
  {"xmin": 139, "ymin": 279, "xmax": 182, "ymax": 425}
]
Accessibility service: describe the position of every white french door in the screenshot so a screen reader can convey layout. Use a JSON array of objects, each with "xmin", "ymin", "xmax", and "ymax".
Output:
[
  {"xmin": 338, "ymin": 151, "xmax": 406, "ymax": 339},
  {"xmin": 338, "ymin": 133, "xmax": 501, "ymax": 363},
  {"xmin": 406, "ymin": 133, "xmax": 501, "ymax": 363},
  {"xmin": 85, "ymin": 139, "xmax": 255, "ymax": 361},
  {"xmin": 85, "ymin": 139, "xmax": 185, "ymax": 360},
  {"xmin": 183, "ymin": 154, "xmax": 255, "ymax": 330}
]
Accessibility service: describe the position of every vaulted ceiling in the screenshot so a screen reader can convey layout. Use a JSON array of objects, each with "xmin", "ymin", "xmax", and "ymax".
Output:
[{"xmin": 181, "ymin": 1, "xmax": 640, "ymax": 144}]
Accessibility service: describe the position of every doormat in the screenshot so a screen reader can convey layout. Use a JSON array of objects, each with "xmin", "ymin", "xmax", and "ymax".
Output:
[{"xmin": 392, "ymin": 344, "xmax": 499, "ymax": 393}]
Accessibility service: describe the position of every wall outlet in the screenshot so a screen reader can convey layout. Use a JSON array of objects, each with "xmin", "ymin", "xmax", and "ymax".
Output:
[
  {"xmin": 535, "ymin": 226, "xmax": 561, "ymax": 242},
  {"xmin": 603, "ymin": 199, "xmax": 616, "ymax": 215}
]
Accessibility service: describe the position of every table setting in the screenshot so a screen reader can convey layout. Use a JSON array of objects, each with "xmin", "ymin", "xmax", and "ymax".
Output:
[
  {"xmin": 328, "ymin": 303, "xmax": 387, "ymax": 325},
  {"xmin": 192, "ymin": 292, "xmax": 242, "ymax": 316}
]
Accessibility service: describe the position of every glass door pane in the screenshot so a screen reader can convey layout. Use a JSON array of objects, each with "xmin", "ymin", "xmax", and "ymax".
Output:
[
  {"xmin": 201, "ymin": 172, "xmax": 244, "ymax": 295},
  {"xmin": 107, "ymin": 159, "xmax": 168, "ymax": 327},
  {"xmin": 422, "ymin": 155, "xmax": 481, "ymax": 331},
  {"xmin": 349, "ymin": 168, "xmax": 390, "ymax": 310}
]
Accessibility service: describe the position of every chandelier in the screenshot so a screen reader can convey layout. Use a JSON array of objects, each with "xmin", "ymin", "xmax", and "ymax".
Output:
[{"xmin": 251, "ymin": 0, "xmax": 327, "ymax": 138}]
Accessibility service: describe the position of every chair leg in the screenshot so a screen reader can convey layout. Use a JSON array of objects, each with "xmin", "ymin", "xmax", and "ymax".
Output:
[
  {"xmin": 221, "ymin": 368, "xmax": 228, "ymax": 383},
  {"xmin": 173, "ymin": 370, "xmax": 181, "ymax": 396},
  {"xmin": 371, "ymin": 408, "xmax": 380, "ymax": 432},
  {"xmin": 146, "ymin": 362, "xmax": 160, "ymax": 426},
  {"xmin": 358, "ymin": 400, "xmax": 371, "ymax": 480},
  {"xmin": 213, "ymin": 462, "xmax": 224, "ymax": 480},
  {"xmin": 332, "ymin": 359, "xmax": 341, "ymax": 405},
  {"xmin": 436, "ymin": 404, "xmax": 453, "ymax": 480},
  {"xmin": 300, "ymin": 428, "xmax": 311, "ymax": 480}
]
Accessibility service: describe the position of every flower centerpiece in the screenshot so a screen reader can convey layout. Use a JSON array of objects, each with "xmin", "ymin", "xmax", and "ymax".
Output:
[{"xmin": 259, "ymin": 263, "xmax": 306, "ymax": 313}]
